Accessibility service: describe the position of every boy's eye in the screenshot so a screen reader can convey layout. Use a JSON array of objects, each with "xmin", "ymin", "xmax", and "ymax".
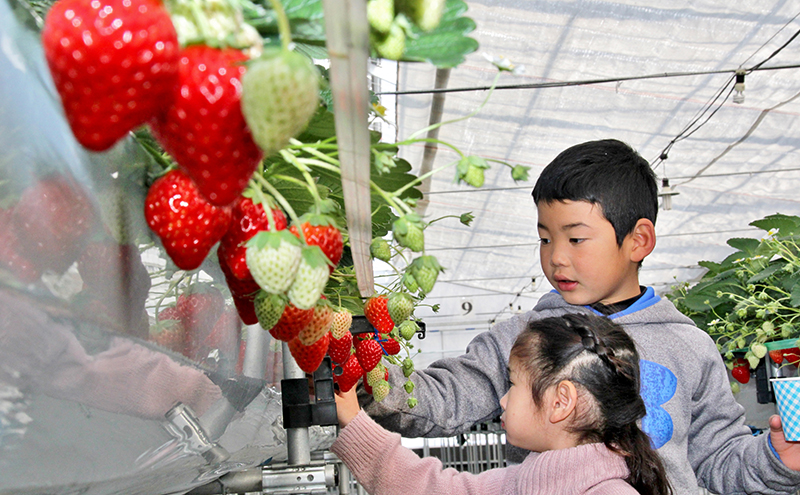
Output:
[
  {"xmin": 538, "ymin": 238, "xmax": 550, "ymax": 245},
  {"xmin": 569, "ymin": 238, "xmax": 585, "ymax": 244}
]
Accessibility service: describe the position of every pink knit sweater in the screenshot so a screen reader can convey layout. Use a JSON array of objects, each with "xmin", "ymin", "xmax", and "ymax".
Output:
[{"xmin": 331, "ymin": 411, "xmax": 638, "ymax": 495}]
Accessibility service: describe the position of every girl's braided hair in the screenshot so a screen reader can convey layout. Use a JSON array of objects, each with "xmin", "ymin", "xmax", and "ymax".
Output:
[{"xmin": 510, "ymin": 313, "xmax": 672, "ymax": 495}]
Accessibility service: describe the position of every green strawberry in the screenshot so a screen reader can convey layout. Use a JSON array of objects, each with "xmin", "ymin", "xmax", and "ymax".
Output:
[
  {"xmin": 387, "ymin": 292, "xmax": 414, "ymax": 323},
  {"xmin": 402, "ymin": 356, "xmax": 415, "ymax": 377},
  {"xmin": 392, "ymin": 214, "xmax": 425, "ymax": 252},
  {"xmin": 366, "ymin": 363, "xmax": 387, "ymax": 387},
  {"xmin": 370, "ymin": 237, "xmax": 392, "ymax": 262},
  {"xmin": 367, "ymin": 0, "xmax": 394, "ymax": 33},
  {"xmin": 404, "ymin": 379, "xmax": 414, "ymax": 394},
  {"xmin": 457, "ymin": 156, "xmax": 491, "ymax": 188},
  {"xmin": 396, "ymin": 0, "xmax": 445, "ymax": 32},
  {"xmin": 403, "ymin": 272, "xmax": 419, "ymax": 292},
  {"xmin": 371, "ymin": 19, "xmax": 406, "ymax": 60},
  {"xmin": 407, "ymin": 397, "xmax": 418, "ymax": 408},
  {"xmin": 287, "ymin": 245, "xmax": 331, "ymax": 310},
  {"xmin": 371, "ymin": 379, "xmax": 391, "ymax": 402},
  {"xmin": 409, "ymin": 255, "xmax": 444, "ymax": 294},
  {"xmin": 246, "ymin": 230, "xmax": 302, "ymax": 294},
  {"xmin": 399, "ymin": 320, "xmax": 419, "ymax": 341},
  {"xmin": 241, "ymin": 48, "xmax": 321, "ymax": 156},
  {"xmin": 254, "ymin": 290, "xmax": 286, "ymax": 331}
]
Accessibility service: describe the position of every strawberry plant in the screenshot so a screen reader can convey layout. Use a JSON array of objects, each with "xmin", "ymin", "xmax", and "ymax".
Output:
[
  {"xmin": 667, "ymin": 214, "xmax": 800, "ymax": 374},
  {"xmin": 12, "ymin": 0, "xmax": 534, "ymax": 407}
]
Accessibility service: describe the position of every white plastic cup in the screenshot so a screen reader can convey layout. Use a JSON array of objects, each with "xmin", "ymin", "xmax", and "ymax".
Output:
[{"xmin": 771, "ymin": 377, "xmax": 800, "ymax": 441}]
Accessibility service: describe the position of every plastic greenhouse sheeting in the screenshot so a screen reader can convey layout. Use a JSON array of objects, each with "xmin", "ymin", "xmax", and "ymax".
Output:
[
  {"xmin": 390, "ymin": 0, "xmax": 800, "ymax": 365},
  {"xmin": 0, "ymin": 4, "xmax": 335, "ymax": 494}
]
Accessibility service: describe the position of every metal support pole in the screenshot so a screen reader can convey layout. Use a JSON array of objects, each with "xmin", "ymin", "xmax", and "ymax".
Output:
[{"xmin": 282, "ymin": 341, "xmax": 311, "ymax": 466}]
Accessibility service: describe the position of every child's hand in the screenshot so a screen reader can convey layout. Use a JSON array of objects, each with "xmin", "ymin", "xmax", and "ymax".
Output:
[
  {"xmin": 335, "ymin": 386, "xmax": 361, "ymax": 428},
  {"xmin": 769, "ymin": 414, "xmax": 800, "ymax": 471}
]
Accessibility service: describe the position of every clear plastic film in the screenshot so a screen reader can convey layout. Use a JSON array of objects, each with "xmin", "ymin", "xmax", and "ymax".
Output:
[{"xmin": 0, "ymin": 3, "xmax": 334, "ymax": 493}]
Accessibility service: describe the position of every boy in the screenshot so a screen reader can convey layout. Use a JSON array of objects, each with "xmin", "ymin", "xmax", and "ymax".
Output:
[{"xmin": 361, "ymin": 139, "xmax": 800, "ymax": 494}]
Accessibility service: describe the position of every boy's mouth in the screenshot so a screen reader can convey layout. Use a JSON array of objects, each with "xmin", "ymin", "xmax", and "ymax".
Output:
[{"xmin": 553, "ymin": 276, "xmax": 578, "ymax": 292}]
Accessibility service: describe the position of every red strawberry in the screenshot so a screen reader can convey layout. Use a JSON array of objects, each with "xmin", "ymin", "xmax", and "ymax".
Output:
[
  {"xmin": 152, "ymin": 306, "xmax": 187, "ymax": 353},
  {"xmin": 731, "ymin": 365, "xmax": 750, "ymax": 384},
  {"xmin": 364, "ymin": 295, "xmax": 394, "ymax": 334},
  {"xmin": 379, "ymin": 336, "xmax": 401, "ymax": 356},
  {"xmin": 290, "ymin": 215, "xmax": 344, "ymax": 273},
  {"xmin": 355, "ymin": 338, "xmax": 383, "ymax": 372},
  {"xmin": 42, "ymin": 0, "xmax": 180, "ymax": 151},
  {"xmin": 219, "ymin": 197, "xmax": 287, "ymax": 280},
  {"xmin": 269, "ymin": 302, "xmax": 314, "ymax": 342},
  {"xmin": 11, "ymin": 175, "xmax": 94, "ymax": 274},
  {"xmin": 150, "ymin": 45, "xmax": 262, "ymax": 206},
  {"xmin": 334, "ymin": 353, "xmax": 362, "ymax": 392},
  {"xmin": 288, "ymin": 332, "xmax": 330, "ymax": 373},
  {"xmin": 219, "ymin": 251, "xmax": 261, "ymax": 325},
  {"xmin": 144, "ymin": 169, "xmax": 232, "ymax": 270},
  {"xmin": 328, "ymin": 331, "xmax": 353, "ymax": 365},
  {"xmin": 0, "ymin": 208, "xmax": 41, "ymax": 283},
  {"xmin": 298, "ymin": 299, "xmax": 334, "ymax": 345},
  {"xmin": 769, "ymin": 349, "xmax": 785, "ymax": 365},
  {"xmin": 784, "ymin": 348, "xmax": 800, "ymax": 367}
]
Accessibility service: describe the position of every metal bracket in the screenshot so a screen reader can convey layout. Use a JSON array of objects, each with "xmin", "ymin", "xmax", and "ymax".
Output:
[
  {"xmin": 164, "ymin": 402, "xmax": 230, "ymax": 464},
  {"xmin": 261, "ymin": 461, "xmax": 336, "ymax": 494}
]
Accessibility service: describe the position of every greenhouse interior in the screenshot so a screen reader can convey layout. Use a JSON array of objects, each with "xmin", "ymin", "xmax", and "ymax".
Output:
[{"xmin": 2, "ymin": 0, "xmax": 800, "ymax": 494}]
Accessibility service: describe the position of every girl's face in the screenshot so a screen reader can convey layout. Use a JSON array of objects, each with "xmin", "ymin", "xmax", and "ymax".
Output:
[{"xmin": 499, "ymin": 359, "xmax": 557, "ymax": 452}]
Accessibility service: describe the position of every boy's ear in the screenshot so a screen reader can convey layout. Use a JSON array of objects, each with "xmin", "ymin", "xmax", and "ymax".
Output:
[
  {"xmin": 628, "ymin": 218, "xmax": 656, "ymax": 263},
  {"xmin": 549, "ymin": 380, "xmax": 578, "ymax": 424}
]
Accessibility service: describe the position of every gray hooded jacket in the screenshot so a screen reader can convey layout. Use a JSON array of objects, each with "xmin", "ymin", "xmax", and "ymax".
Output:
[{"xmin": 362, "ymin": 289, "xmax": 800, "ymax": 495}]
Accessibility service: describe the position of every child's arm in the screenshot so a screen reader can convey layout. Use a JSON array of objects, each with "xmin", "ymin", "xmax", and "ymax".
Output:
[
  {"xmin": 331, "ymin": 400, "xmax": 509, "ymax": 495},
  {"xmin": 360, "ymin": 312, "xmax": 532, "ymax": 437}
]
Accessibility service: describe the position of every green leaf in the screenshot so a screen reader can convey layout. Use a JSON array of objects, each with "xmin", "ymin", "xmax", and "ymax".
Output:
[
  {"xmin": 726, "ymin": 237, "xmax": 760, "ymax": 256},
  {"xmin": 791, "ymin": 283, "xmax": 800, "ymax": 308},
  {"xmin": 401, "ymin": 0, "xmax": 478, "ymax": 68},
  {"xmin": 746, "ymin": 261, "xmax": 786, "ymax": 284},
  {"xmin": 750, "ymin": 214, "xmax": 800, "ymax": 236}
]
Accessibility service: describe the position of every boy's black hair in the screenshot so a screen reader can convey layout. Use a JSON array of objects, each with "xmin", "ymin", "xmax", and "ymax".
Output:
[{"xmin": 531, "ymin": 139, "xmax": 658, "ymax": 246}]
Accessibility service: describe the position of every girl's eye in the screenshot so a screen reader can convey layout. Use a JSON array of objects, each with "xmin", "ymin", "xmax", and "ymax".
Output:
[
  {"xmin": 539, "ymin": 238, "xmax": 550, "ymax": 245},
  {"xmin": 569, "ymin": 238, "xmax": 584, "ymax": 244}
]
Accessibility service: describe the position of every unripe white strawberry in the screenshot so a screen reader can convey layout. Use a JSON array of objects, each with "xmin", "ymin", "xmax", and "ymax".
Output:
[
  {"xmin": 330, "ymin": 309, "xmax": 353, "ymax": 339},
  {"xmin": 241, "ymin": 48, "xmax": 320, "ymax": 156},
  {"xmin": 246, "ymin": 231, "xmax": 302, "ymax": 294},
  {"xmin": 287, "ymin": 246, "xmax": 330, "ymax": 310}
]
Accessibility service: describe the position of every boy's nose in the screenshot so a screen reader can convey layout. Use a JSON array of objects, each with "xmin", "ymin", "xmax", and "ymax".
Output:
[
  {"xmin": 549, "ymin": 246, "xmax": 568, "ymax": 267},
  {"xmin": 499, "ymin": 391, "xmax": 508, "ymax": 410}
]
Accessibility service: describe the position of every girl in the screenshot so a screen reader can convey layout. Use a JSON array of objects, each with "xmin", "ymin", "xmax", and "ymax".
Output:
[{"xmin": 331, "ymin": 313, "xmax": 672, "ymax": 495}]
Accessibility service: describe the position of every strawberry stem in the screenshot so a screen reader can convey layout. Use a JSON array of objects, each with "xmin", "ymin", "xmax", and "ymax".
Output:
[
  {"xmin": 267, "ymin": 0, "xmax": 292, "ymax": 51},
  {"xmin": 248, "ymin": 178, "xmax": 278, "ymax": 231},
  {"xmin": 406, "ymin": 72, "xmax": 502, "ymax": 141},
  {"xmin": 252, "ymin": 172, "xmax": 306, "ymax": 243}
]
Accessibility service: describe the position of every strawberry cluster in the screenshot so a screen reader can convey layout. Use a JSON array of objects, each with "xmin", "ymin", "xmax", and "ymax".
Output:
[
  {"xmin": 40, "ymin": 0, "xmax": 322, "ymax": 275},
  {"xmin": 326, "ymin": 294, "xmax": 420, "ymax": 407}
]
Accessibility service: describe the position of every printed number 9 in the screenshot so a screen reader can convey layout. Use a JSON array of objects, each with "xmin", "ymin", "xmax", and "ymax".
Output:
[{"xmin": 462, "ymin": 301, "xmax": 472, "ymax": 315}]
